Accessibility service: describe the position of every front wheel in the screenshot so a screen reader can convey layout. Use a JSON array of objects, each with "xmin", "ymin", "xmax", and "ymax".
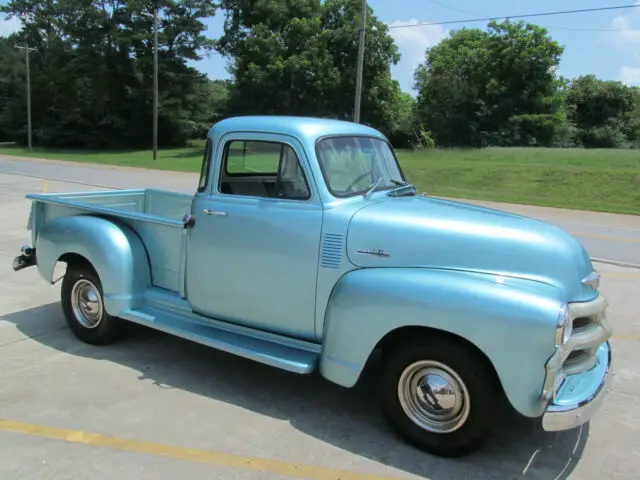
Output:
[
  {"xmin": 61, "ymin": 263, "xmax": 124, "ymax": 345},
  {"xmin": 380, "ymin": 336, "xmax": 500, "ymax": 457}
]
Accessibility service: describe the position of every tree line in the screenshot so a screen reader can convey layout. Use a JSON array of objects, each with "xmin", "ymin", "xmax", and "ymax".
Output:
[{"xmin": 1, "ymin": 0, "xmax": 639, "ymax": 150}]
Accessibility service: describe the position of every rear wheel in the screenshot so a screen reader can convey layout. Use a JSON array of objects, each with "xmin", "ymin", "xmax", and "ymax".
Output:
[
  {"xmin": 61, "ymin": 262, "xmax": 124, "ymax": 345},
  {"xmin": 380, "ymin": 336, "xmax": 500, "ymax": 457}
]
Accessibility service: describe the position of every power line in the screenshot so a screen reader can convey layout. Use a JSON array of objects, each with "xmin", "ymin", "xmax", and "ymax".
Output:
[
  {"xmin": 421, "ymin": 0, "xmax": 640, "ymax": 33},
  {"xmin": 537, "ymin": 24, "xmax": 640, "ymax": 32},
  {"xmin": 424, "ymin": 0, "xmax": 482, "ymax": 18},
  {"xmin": 387, "ymin": 4, "xmax": 640, "ymax": 29}
]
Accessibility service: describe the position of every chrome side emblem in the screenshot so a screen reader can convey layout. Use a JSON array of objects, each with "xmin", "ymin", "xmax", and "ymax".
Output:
[
  {"xmin": 582, "ymin": 271, "xmax": 600, "ymax": 290},
  {"xmin": 356, "ymin": 248, "xmax": 390, "ymax": 258}
]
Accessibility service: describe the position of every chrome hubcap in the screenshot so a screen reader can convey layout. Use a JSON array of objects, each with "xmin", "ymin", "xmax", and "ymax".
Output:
[
  {"xmin": 397, "ymin": 360, "xmax": 470, "ymax": 433},
  {"xmin": 71, "ymin": 279, "xmax": 103, "ymax": 329}
]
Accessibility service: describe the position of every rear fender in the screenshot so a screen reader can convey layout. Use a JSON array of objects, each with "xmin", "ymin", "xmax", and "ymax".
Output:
[
  {"xmin": 35, "ymin": 215, "xmax": 151, "ymax": 315},
  {"xmin": 319, "ymin": 267, "xmax": 563, "ymax": 418}
]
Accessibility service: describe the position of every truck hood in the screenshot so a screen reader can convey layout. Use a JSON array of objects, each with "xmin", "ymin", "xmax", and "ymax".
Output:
[{"xmin": 345, "ymin": 195, "xmax": 596, "ymax": 301}]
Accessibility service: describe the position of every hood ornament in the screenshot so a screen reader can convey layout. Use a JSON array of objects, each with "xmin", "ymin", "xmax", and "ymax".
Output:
[{"xmin": 356, "ymin": 248, "xmax": 390, "ymax": 258}]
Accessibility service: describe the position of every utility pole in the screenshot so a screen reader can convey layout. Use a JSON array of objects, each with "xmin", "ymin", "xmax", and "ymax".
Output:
[
  {"xmin": 153, "ymin": 5, "xmax": 158, "ymax": 161},
  {"xmin": 142, "ymin": 7, "xmax": 159, "ymax": 161},
  {"xmin": 353, "ymin": 0, "xmax": 367, "ymax": 124},
  {"xmin": 15, "ymin": 44, "xmax": 37, "ymax": 152}
]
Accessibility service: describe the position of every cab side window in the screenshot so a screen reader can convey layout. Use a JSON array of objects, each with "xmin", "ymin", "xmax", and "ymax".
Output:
[
  {"xmin": 219, "ymin": 140, "xmax": 311, "ymax": 200},
  {"xmin": 197, "ymin": 138, "xmax": 213, "ymax": 193}
]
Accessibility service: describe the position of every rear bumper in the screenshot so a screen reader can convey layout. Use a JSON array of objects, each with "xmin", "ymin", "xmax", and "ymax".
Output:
[
  {"xmin": 541, "ymin": 341, "xmax": 612, "ymax": 431},
  {"xmin": 12, "ymin": 245, "xmax": 36, "ymax": 272}
]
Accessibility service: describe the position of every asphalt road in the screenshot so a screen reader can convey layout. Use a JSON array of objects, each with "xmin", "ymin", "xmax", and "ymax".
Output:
[
  {"xmin": 1, "ymin": 173, "xmax": 640, "ymax": 479},
  {"xmin": 1, "ymin": 155, "xmax": 639, "ymax": 267}
]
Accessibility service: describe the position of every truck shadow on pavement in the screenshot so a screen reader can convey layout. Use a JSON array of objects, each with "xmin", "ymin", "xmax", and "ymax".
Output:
[{"xmin": 4, "ymin": 303, "xmax": 589, "ymax": 480}]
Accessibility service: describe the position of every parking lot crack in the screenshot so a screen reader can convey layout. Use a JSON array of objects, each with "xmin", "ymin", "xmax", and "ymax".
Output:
[{"xmin": 0, "ymin": 326, "xmax": 68, "ymax": 349}]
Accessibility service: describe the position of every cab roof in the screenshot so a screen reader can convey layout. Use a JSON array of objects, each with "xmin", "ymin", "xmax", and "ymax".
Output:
[{"xmin": 207, "ymin": 115, "xmax": 388, "ymax": 145}]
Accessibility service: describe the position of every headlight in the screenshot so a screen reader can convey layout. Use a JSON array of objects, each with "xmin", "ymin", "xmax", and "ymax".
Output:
[{"xmin": 555, "ymin": 303, "xmax": 572, "ymax": 346}]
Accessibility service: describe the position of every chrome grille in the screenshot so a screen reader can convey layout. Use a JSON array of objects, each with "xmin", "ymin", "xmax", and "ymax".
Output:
[
  {"xmin": 563, "ymin": 348, "xmax": 598, "ymax": 375},
  {"xmin": 542, "ymin": 293, "xmax": 611, "ymax": 400},
  {"xmin": 572, "ymin": 316, "xmax": 595, "ymax": 333},
  {"xmin": 566, "ymin": 349, "xmax": 589, "ymax": 364},
  {"xmin": 568, "ymin": 296, "xmax": 607, "ymax": 328},
  {"xmin": 563, "ymin": 295, "xmax": 611, "ymax": 375}
]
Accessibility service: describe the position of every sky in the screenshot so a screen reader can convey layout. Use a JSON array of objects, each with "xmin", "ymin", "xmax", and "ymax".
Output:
[{"xmin": 2, "ymin": 0, "xmax": 640, "ymax": 93}]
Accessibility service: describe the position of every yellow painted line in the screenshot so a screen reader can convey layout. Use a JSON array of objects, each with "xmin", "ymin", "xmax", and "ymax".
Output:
[
  {"xmin": 571, "ymin": 231, "xmax": 640, "ymax": 244},
  {"xmin": 612, "ymin": 334, "xmax": 640, "ymax": 342},
  {"xmin": 0, "ymin": 420, "xmax": 407, "ymax": 480},
  {"xmin": 601, "ymin": 273, "xmax": 640, "ymax": 279},
  {"xmin": 42, "ymin": 180, "xmax": 48, "ymax": 192}
]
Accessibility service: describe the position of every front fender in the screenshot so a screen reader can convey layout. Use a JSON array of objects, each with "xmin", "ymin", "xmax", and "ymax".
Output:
[
  {"xmin": 35, "ymin": 215, "xmax": 151, "ymax": 315},
  {"xmin": 319, "ymin": 267, "xmax": 564, "ymax": 418}
]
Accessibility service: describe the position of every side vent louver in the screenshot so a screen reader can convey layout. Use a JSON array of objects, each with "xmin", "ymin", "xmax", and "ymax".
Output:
[{"xmin": 320, "ymin": 233, "xmax": 344, "ymax": 269}]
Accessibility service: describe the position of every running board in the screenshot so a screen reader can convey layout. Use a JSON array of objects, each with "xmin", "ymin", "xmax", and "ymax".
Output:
[{"xmin": 120, "ymin": 306, "xmax": 319, "ymax": 374}]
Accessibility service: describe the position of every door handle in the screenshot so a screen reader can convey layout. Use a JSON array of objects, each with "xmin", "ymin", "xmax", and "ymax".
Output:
[{"xmin": 203, "ymin": 208, "xmax": 227, "ymax": 217}]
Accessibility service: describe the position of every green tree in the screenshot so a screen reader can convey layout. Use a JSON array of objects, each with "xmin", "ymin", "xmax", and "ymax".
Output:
[
  {"xmin": 565, "ymin": 74, "xmax": 640, "ymax": 148},
  {"xmin": 1, "ymin": 0, "xmax": 217, "ymax": 148},
  {"xmin": 413, "ymin": 28, "xmax": 490, "ymax": 147},
  {"xmin": 319, "ymin": 0, "xmax": 401, "ymax": 132},
  {"xmin": 385, "ymin": 89, "xmax": 416, "ymax": 148},
  {"xmin": 185, "ymin": 78, "xmax": 235, "ymax": 139},
  {"xmin": 414, "ymin": 20, "xmax": 566, "ymax": 147},
  {"xmin": 626, "ymin": 99, "xmax": 640, "ymax": 148},
  {"xmin": 215, "ymin": 0, "xmax": 409, "ymax": 144},
  {"xmin": 216, "ymin": 0, "xmax": 336, "ymax": 116},
  {"xmin": 0, "ymin": 34, "xmax": 25, "ymax": 142}
]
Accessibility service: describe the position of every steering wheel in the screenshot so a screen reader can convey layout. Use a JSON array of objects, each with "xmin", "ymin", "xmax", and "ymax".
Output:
[{"xmin": 344, "ymin": 172, "xmax": 373, "ymax": 192}]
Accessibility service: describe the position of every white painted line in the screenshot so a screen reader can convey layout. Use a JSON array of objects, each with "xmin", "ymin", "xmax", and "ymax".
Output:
[
  {"xmin": 565, "ymin": 222, "xmax": 640, "ymax": 233},
  {"xmin": 592, "ymin": 257, "xmax": 640, "ymax": 270}
]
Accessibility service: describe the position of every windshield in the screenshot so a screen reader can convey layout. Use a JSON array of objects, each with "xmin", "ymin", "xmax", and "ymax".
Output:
[{"xmin": 315, "ymin": 136, "xmax": 407, "ymax": 198}]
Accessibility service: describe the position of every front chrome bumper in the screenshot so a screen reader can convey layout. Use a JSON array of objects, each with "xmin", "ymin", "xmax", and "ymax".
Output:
[{"xmin": 541, "ymin": 340, "xmax": 612, "ymax": 431}]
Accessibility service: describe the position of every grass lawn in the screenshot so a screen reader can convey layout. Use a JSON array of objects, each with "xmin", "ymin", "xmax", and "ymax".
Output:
[
  {"xmin": 1, "ymin": 142, "xmax": 639, "ymax": 215},
  {"xmin": 395, "ymin": 147, "xmax": 640, "ymax": 215}
]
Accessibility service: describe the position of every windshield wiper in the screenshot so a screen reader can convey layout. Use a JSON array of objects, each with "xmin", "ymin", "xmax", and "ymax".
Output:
[
  {"xmin": 387, "ymin": 179, "xmax": 417, "ymax": 196},
  {"xmin": 363, "ymin": 177, "xmax": 384, "ymax": 199},
  {"xmin": 390, "ymin": 179, "xmax": 408, "ymax": 186}
]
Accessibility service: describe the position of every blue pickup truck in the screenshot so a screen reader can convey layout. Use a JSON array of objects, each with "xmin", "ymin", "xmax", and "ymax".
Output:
[{"xmin": 13, "ymin": 116, "xmax": 612, "ymax": 457}]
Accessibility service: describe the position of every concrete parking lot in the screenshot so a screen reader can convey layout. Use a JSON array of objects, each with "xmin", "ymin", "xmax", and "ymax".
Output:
[{"xmin": 1, "ymin": 171, "xmax": 639, "ymax": 479}]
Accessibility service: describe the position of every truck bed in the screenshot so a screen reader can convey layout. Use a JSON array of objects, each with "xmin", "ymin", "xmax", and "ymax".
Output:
[
  {"xmin": 29, "ymin": 188, "xmax": 193, "ymax": 221},
  {"xmin": 27, "ymin": 188, "xmax": 193, "ymax": 293}
]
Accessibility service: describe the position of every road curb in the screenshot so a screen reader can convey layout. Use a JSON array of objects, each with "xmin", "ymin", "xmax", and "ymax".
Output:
[{"xmin": 592, "ymin": 257, "xmax": 640, "ymax": 270}]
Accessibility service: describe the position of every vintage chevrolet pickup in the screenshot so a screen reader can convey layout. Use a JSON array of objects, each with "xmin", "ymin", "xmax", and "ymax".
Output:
[{"xmin": 13, "ymin": 116, "xmax": 612, "ymax": 457}]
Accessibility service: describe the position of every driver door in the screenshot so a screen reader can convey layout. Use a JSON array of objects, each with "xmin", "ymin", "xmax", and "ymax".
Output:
[{"xmin": 185, "ymin": 132, "xmax": 323, "ymax": 341}]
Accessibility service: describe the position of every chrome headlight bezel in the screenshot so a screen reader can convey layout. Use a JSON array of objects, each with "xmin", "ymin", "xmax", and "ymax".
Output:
[{"xmin": 555, "ymin": 303, "xmax": 572, "ymax": 346}]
